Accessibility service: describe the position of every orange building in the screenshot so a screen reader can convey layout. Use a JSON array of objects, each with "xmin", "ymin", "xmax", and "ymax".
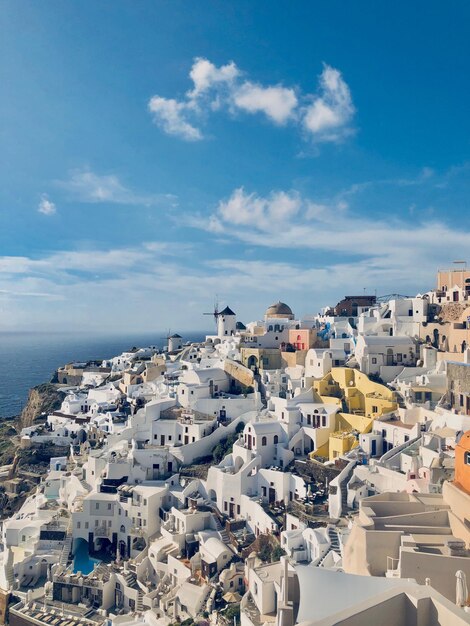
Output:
[
  {"xmin": 455, "ymin": 431, "xmax": 470, "ymax": 494},
  {"xmin": 287, "ymin": 328, "xmax": 315, "ymax": 351}
]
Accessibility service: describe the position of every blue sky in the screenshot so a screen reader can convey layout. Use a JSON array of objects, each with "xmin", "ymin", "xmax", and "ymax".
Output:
[{"xmin": 1, "ymin": 1, "xmax": 470, "ymax": 332}]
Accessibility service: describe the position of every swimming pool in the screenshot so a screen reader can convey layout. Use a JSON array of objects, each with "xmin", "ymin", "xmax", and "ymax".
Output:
[{"xmin": 73, "ymin": 538, "xmax": 100, "ymax": 575}]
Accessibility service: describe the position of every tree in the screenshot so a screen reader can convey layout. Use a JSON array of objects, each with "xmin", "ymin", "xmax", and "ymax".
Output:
[{"xmin": 271, "ymin": 545, "xmax": 286, "ymax": 562}]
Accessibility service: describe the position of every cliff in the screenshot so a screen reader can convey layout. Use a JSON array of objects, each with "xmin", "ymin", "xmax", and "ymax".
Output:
[{"xmin": 19, "ymin": 383, "xmax": 63, "ymax": 428}]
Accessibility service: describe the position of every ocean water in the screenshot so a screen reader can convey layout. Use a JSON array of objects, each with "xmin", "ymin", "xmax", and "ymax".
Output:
[{"xmin": 0, "ymin": 331, "xmax": 206, "ymax": 418}]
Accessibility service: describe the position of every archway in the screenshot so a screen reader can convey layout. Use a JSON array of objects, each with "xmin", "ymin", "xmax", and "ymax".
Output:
[
  {"xmin": 233, "ymin": 456, "xmax": 244, "ymax": 472},
  {"xmin": 247, "ymin": 355, "xmax": 258, "ymax": 371},
  {"xmin": 118, "ymin": 540, "xmax": 127, "ymax": 559}
]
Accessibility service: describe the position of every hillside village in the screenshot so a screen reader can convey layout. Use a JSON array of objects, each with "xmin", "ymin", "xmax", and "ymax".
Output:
[{"xmin": 2, "ymin": 266, "xmax": 470, "ymax": 625}]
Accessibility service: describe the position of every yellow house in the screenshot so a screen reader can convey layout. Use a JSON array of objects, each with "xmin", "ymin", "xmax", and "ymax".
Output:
[
  {"xmin": 240, "ymin": 347, "xmax": 282, "ymax": 371},
  {"xmin": 311, "ymin": 367, "xmax": 398, "ymax": 461}
]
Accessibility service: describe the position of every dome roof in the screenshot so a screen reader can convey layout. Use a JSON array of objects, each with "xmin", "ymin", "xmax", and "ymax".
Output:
[{"xmin": 265, "ymin": 301, "xmax": 294, "ymax": 319}]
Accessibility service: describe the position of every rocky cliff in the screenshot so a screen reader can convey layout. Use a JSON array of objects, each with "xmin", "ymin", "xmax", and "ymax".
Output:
[{"xmin": 19, "ymin": 383, "xmax": 63, "ymax": 428}]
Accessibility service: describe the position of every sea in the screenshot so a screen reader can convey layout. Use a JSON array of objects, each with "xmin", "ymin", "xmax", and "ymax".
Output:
[{"xmin": 0, "ymin": 331, "xmax": 207, "ymax": 419}]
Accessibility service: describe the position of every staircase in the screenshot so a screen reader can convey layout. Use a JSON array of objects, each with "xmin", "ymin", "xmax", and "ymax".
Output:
[
  {"xmin": 340, "ymin": 482, "xmax": 348, "ymax": 514},
  {"xmin": 4, "ymin": 556, "xmax": 14, "ymax": 590},
  {"xmin": 136, "ymin": 590, "xmax": 144, "ymax": 612},
  {"xmin": 327, "ymin": 526, "xmax": 340, "ymax": 553},
  {"xmin": 123, "ymin": 569, "xmax": 137, "ymax": 587},
  {"xmin": 317, "ymin": 526, "xmax": 341, "ymax": 568},
  {"xmin": 157, "ymin": 542, "xmax": 178, "ymax": 562},
  {"xmin": 60, "ymin": 521, "xmax": 73, "ymax": 567},
  {"xmin": 214, "ymin": 515, "xmax": 230, "ymax": 544}
]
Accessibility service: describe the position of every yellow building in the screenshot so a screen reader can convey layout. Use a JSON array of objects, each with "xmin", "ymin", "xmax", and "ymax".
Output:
[
  {"xmin": 240, "ymin": 347, "xmax": 282, "ymax": 371},
  {"xmin": 311, "ymin": 367, "xmax": 398, "ymax": 461}
]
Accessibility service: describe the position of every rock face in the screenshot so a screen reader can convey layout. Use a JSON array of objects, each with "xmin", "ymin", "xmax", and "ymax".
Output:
[{"xmin": 19, "ymin": 383, "xmax": 63, "ymax": 428}]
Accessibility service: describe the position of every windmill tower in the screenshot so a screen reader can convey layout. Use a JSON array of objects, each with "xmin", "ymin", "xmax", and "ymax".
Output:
[
  {"xmin": 203, "ymin": 298, "xmax": 237, "ymax": 338},
  {"xmin": 217, "ymin": 306, "xmax": 237, "ymax": 338}
]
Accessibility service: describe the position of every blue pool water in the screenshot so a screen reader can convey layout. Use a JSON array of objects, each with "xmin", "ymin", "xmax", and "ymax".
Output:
[{"xmin": 73, "ymin": 538, "xmax": 100, "ymax": 575}]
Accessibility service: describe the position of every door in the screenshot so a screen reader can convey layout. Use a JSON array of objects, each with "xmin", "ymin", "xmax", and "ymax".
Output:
[
  {"xmin": 371, "ymin": 440, "xmax": 377, "ymax": 456},
  {"xmin": 269, "ymin": 488, "xmax": 276, "ymax": 504}
]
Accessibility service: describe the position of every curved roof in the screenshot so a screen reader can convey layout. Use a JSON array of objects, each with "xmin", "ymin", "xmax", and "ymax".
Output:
[
  {"xmin": 202, "ymin": 536, "xmax": 232, "ymax": 560},
  {"xmin": 265, "ymin": 301, "xmax": 294, "ymax": 318}
]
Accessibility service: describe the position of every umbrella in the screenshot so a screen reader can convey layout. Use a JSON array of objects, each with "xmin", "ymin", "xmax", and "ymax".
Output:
[
  {"xmin": 456, "ymin": 570, "xmax": 468, "ymax": 607},
  {"xmin": 223, "ymin": 592, "xmax": 242, "ymax": 603}
]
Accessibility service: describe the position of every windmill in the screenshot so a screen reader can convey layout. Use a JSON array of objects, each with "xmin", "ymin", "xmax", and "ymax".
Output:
[{"xmin": 203, "ymin": 296, "xmax": 220, "ymax": 329}]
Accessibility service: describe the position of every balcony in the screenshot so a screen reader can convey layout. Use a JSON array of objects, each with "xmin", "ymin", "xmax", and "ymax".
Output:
[
  {"xmin": 385, "ymin": 556, "xmax": 400, "ymax": 578},
  {"xmin": 94, "ymin": 524, "xmax": 111, "ymax": 538},
  {"xmin": 130, "ymin": 526, "xmax": 146, "ymax": 537}
]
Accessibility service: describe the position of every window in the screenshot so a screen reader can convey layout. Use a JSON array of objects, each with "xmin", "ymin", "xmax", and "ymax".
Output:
[
  {"xmin": 372, "ymin": 405, "xmax": 378, "ymax": 413},
  {"xmin": 108, "ymin": 503, "xmax": 112, "ymax": 510},
  {"xmin": 274, "ymin": 435, "xmax": 278, "ymax": 444},
  {"xmin": 77, "ymin": 522, "xmax": 81, "ymax": 529},
  {"xmin": 85, "ymin": 522, "xmax": 89, "ymax": 529},
  {"xmin": 397, "ymin": 353, "xmax": 402, "ymax": 362},
  {"xmin": 95, "ymin": 503, "xmax": 99, "ymax": 510},
  {"xmin": 261, "ymin": 436, "xmax": 267, "ymax": 446},
  {"xmin": 465, "ymin": 451, "xmax": 470, "ymax": 465},
  {"xmin": 372, "ymin": 357, "xmax": 377, "ymax": 364}
]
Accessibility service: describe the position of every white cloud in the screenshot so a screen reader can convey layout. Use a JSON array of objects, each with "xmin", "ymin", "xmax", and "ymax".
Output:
[
  {"xmin": 57, "ymin": 168, "xmax": 176, "ymax": 206},
  {"xmin": 218, "ymin": 188, "xmax": 301, "ymax": 229},
  {"xmin": 188, "ymin": 58, "xmax": 239, "ymax": 98},
  {"xmin": 198, "ymin": 186, "xmax": 470, "ymax": 287},
  {"xmin": 232, "ymin": 82, "xmax": 298, "ymax": 124},
  {"xmin": 148, "ymin": 57, "xmax": 355, "ymax": 143},
  {"xmin": 148, "ymin": 96, "xmax": 202, "ymax": 141},
  {"xmin": 38, "ymin": 194, "xmax": 56, "ymax": 215},
  {"xmin": 303, "ymin": 64, "xmax": 355, "ymax": 141}
]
